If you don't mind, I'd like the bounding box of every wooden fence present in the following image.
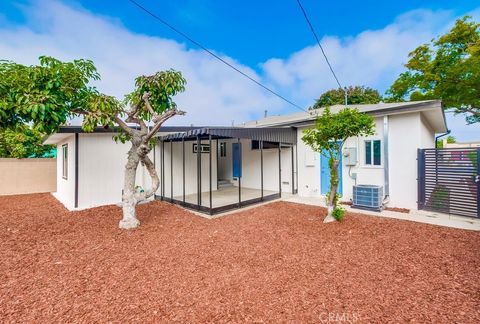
[0,158,56,195]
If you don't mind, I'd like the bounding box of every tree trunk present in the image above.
[115,96,183,230]
[118,141,161,229]
[324,158,340,223]
[119,144,141,229]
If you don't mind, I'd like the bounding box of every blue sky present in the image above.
[0,0,479,140]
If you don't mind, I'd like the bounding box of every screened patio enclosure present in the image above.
[155,127,298,215]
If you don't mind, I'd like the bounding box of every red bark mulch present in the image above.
[384,206,410,214]
[1,193,479,323]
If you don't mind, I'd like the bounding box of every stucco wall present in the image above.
[0,158,56,196]
[420,113,436,149]
[388,113,422,209]
[54,135,76,209]
[53,133,153,210]
[296,112,434,209]
[78,134,151,209]
[216,138,293,193]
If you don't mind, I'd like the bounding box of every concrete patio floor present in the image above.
[173,186,278,208]
[283,195,480,231]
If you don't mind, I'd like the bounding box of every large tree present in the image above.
[0,56,186,229]
[0,124,54,158]
[302,107,375,222]
[386,16,480,124]
[312,86,382,109]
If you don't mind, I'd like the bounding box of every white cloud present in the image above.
[0,0,479,140]
[261,9,454,107]
[0,0,284,126]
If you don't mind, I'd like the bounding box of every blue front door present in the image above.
[232,142,242,178]
[320,150,342,195]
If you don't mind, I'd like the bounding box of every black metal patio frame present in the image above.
[155,127,298,215]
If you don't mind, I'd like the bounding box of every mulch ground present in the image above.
[1,194,479,323]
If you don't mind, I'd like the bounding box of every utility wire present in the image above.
[295,0,348,105]
[127,0,307,112]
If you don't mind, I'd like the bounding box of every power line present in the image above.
[295,0,348,105]
[127,0,307,112]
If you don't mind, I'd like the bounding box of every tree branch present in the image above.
[126,102,140,120]
[135,154,159,201]
[456,106,480,117]
[142,92,157,118]
[144,108,186,142]
[114,116,134,136]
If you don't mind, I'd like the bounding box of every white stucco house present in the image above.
[44,100,447,214]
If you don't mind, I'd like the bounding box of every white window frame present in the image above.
[364,139,382,166]
[62,144,68,179]
[193,143,210,153]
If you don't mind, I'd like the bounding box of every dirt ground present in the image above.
[1,193,479,323]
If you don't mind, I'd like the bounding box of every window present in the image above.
[193,143,210,153]
[62,144,68,179]
[365,140,381,166]
[251,140,279,150]
[220,142,227,157]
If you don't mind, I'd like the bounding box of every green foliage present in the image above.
[428,185,450,210]
[0,124,54,158]
[0,56,186,149]
[332,206,345,221]
[436,135,456,148]
[0,56,110,133]
[386,16,480,123]
[302,107,375,157]
[126,70,186,119]
[112,132,132,144]
[302,107,375,217]
[312,86,382,109]
[467,151,478,171]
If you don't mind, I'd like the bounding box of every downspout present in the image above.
[435,130,451,148]
[383,116,390,205]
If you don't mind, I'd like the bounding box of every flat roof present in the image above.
[43,125,202,144]
[44,100,448,145]
[54,125,200,133]
[243,100,448,132]
[159,127,297,144]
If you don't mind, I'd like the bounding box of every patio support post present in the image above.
[295,144,298,194]
[209,134,212,210]
[278,142,282,197]
[216,139,219,184]
[182,138,185,203]
[291,145,295,194]
[260,140,264,200]
[170,140,173,202]
[161,140,165,200]
[197,136,201,208]
[74,133,79,208]
[238,138,241,207]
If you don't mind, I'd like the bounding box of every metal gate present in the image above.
[417,148,479,218]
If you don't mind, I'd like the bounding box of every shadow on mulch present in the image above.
[0,193,479,323]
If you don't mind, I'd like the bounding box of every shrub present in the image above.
[332,206,345,221]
